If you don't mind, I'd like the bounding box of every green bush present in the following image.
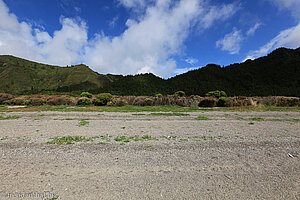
[155,93,163,98]
[144,98,154,106]
[205,90,227,98]
[217,97,229,107]
[80,92,92,98]
[198,98,217,107]
[174,91,185,97]
[77,97,92,105]
[94,93,113,106]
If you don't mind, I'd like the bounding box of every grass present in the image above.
[0,136,8,141]
[46,136,99,144]
[195,116,211,120]
[149,112,190,116]
[114,135,158,143]
[78,119,89,126]
[249,117,265,121]
[0,115,20,120]
[1,105,298,112]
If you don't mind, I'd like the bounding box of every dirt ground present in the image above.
[0,111,299,199]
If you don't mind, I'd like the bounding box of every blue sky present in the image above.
[0,0,300,78]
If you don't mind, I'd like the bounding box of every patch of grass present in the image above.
[114,135,158,143]
[0,115,20,120]
[179,138,189,142]
[39,114,45,116]
[195,116,211,120]
[149,112,190,116]
[78,119,89,126]
[248,122,255,125]
[46,136,99,144]
[270,118,284,121]
[236,117,245,120]
[98,142,108,145]
[132,113,146,116]
[160,135,177,140]
[0,136,8,141]
[249,117,265,121]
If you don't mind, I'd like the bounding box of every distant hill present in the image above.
[0,47,300,96]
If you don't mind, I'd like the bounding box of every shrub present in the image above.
[0,93,15,104]
[94,93,113,106]
[26,98,45,106]
[206,90,227,98]
[144,98,154,106]
[217,97,229,107]
[77,97,93,105]
[108,98,128,106]
[155,93,163,98]
[80,92,93,98]
[4,96,28,105]
[198,97,218,107]
[174,91,185,97]
[47,95,72,105]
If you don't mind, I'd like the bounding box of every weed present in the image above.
[0,115,20,120]
[0,136,8,141]
[149,113,189,116]
[79,119,89,126]
[132,113,146,116]
[98,142,108,145]
[195,116,211,120]
[249,117,265,121]
[270,118,284,121]
[46,135,99,144]
[179,138,188,142]
[39,114,45,116]
[237,117,245,120]
[249,122,255,125]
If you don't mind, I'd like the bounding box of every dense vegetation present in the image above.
[0,47,300,96]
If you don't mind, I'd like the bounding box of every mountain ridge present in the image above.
[1,47,300,96]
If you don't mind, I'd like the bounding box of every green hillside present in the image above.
[0,47,300,96]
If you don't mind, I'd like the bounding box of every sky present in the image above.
[0,0,300,78]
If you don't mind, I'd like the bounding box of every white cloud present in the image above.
[216,28,244,54]
[0,0,87,66]
[0,0,240,77]
[200,2,241,29]
[185,57,198,65]
[246,21,300,60]
[268,0,300,19]
[246,22,261,36]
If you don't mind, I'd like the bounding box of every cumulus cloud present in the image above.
[0,0,240,77]
[216,28,244,54]
[245,22,300,60]
[0,0,87,65]
[268,0,300,19]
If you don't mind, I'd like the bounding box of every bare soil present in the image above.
[0,111,300,199]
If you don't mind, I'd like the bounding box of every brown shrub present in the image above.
[26,98,46,106]
[108,98,128,106]
[47,95,72,105]
[0,93,15,104]
[198,97,218,107]
[225,96,254,107]
[274,96,300,107]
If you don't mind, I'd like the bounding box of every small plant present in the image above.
[94,93,113,106]
[249,117,264,121]
[80,92,93,98]
[149,113,189,116]
[46,136,99,144]
[0,136,8,140]
[0,115,20,120]
[79,119,89,126]
[174,91,185,97]
[132,113,146,116]
[217,97,229,107]
[195,116,211,120]
[179,138,188,142]
[248,122,255,125]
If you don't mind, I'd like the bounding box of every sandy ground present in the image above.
[0,111,299,200]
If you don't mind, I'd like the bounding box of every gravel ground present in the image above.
[0,111,299,200]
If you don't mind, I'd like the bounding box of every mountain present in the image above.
[0,47,300,96]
